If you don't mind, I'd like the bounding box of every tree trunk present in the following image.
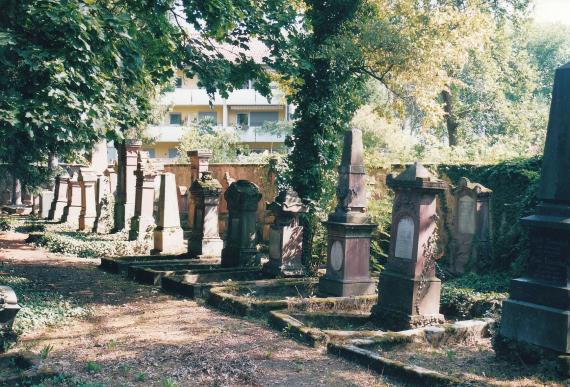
[441,89,459,147]
[11,176,22,206]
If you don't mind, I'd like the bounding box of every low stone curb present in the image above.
[328,343,462,386]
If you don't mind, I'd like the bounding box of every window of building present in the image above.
[142,148,156,158]
[250,111,279,127]
[197,111,217,123]
[237,113,249,127]
[169,113,182,125]
[175,77,183,88]
[168,148,179,159]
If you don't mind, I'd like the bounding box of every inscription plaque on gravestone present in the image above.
[458,195,476,234]
[395,217,414,259]
[331,241,344,271]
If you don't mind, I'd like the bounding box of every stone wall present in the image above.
[164,163,276,242]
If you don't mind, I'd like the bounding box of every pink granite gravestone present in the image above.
[264,190,308,277]
[115,139,141,231]
[62,168,83,227]
[500,62,570,355]
[153,173,185,254]
[450,178,492,273]
[48,172,70,221]
[318,128,376,297]
[188,171,224,258]
[221,180,262,267]
[129,152,157,241]
[78,168,98,231]
[372,162,447,330]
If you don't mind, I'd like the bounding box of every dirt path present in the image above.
[0,232,401,386]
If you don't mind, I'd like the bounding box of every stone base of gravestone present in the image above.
[262,225,305,276]
[129,216,155,241]
[153,227,185,255]
[79,213,96,230]
[196,236,224,258]
[62,206,81,227]
[39,190,54,219]
[372,272,444,331]
[49,201,67,221]
[500,211,569,354]
[318,222,376,297]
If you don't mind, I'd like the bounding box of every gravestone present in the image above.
[39,190,54,219]
[61,168,83,227]
[221,180,262,267]
[186,150,213,232]
[89,140,108,175]
[48,172,70,221]
[319,128,376,297]
[372,162,447,330]
[129,152,157,241]
[153,173,185,254]
[115,139,141,230]
[105,166,118,201]
[263,190,308,277]
[93,174,112,234]
[0,286,20,351]
[450,178,492,273]
[78,168,98,231]
[188,171,224,258]
[500,62,570,354]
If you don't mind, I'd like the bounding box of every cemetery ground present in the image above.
[0,219,565,386]
[0,228,392,386]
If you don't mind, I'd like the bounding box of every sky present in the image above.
[533,0,570,25]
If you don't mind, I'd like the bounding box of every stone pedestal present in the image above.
[263,190,308,277]
[153,173,185,254]
[129,152,157,241]
[78,168,98,230]
[221,180,262,267]
[372,163,447,330]
[186,150,213,232]
[188,172,224,258]
[115,139,141,231]
[48,173,69,221]
[450,178,492,273]
[319,128,376,297]
[93,174,112,233]
[62,169,83,227]
[500,62,570,355]
[39,190,54,219]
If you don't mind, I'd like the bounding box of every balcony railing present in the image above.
[159,88,285,106]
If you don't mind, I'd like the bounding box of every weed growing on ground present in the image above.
[85,361,102,373]
[39,344,54,359]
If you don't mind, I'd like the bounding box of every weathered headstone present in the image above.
[105,166,118,201]
[263,190,308,277]
[0,285,20,351]
[319,128,376,296]
[500,62,570,355]
[221,180,262,267]
[372,162,447,330]
[153,173,185,254]
[186,150,213,232]
[188,171,224,258]
[48,172,70,221]
[129,152,157,241]
[93,174,112,233]
[39,190,54,219]
[115,139,141,231]
[78,168,98,231]
[61,168,83,227]
[450,178,492,273]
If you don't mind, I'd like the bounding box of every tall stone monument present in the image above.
[153,173,185,254]
[78,168,98,231]
[48,172,69,221]
[263,190,308,277]
[61,168,83,227]
[115,139,141,231]
[187,150,213,231]
[188,171,224,258]
[318,128,376,297]
[129,152,157,241]
[450,177,492,273]
[221,180,262,267]
[372,163,447,330]
[500,63,570,355]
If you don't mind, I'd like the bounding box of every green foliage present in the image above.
[0,217,12,232]
[39,344,54,360]
[177,123,248,163]
[438,156,541,272]
[440,273,509,319]
[85,361,102,374]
